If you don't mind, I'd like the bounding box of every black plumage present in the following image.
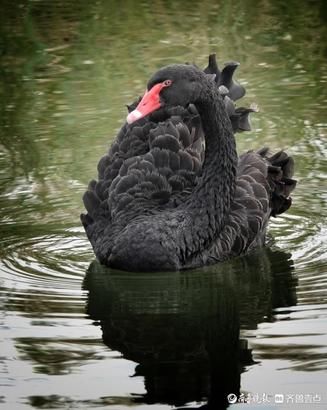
[81,54,296,271]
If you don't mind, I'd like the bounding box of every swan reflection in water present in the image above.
[83,248,296,409]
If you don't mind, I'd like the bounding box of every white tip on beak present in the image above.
[126,109,143,124]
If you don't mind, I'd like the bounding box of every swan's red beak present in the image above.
[126,82,168,124]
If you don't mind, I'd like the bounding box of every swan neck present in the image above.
[187,85,237,238]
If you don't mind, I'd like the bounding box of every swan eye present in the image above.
[163,79,172,87]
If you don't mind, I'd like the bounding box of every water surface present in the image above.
[0,1,326,409]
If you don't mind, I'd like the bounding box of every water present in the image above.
[0,0,326,408]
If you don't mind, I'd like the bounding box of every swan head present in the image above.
[127,64,212,124]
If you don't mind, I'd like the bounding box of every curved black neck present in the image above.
[184,84,237,253]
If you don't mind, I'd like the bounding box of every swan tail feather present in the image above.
[204,55,256,133]
[261,149,297,216]
[204,54,246,101]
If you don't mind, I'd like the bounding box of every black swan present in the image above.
[81,54,296,272]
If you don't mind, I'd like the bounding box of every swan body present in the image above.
[81,55,296,271]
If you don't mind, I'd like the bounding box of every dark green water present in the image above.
[0,1,326,409]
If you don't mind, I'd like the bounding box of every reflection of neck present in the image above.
[206,280,241,409]
[184,84,237,252]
